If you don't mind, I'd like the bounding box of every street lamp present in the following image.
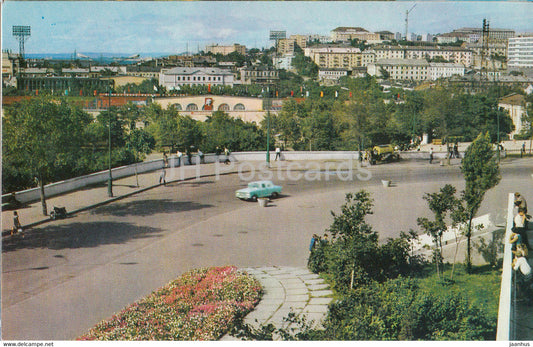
[265,86,271,166]
[107,84,113,197]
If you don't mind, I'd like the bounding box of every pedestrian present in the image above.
[514,192,528,214]
[510,228,523,252]
[198,149,204,164]
[11,211,22,235]
[454,142,460,159]
[309,234,319,252]
[513,207,530,250]
[512,244,531,280]
[275,147,281,161]
[358,150,363,163]
[176,150,183,167]
[224,147,231,165]
[163,152,169,168]
[159,168,166,185]
[521,142,526,157]
[186,148,192,165]
[429,147,434,164]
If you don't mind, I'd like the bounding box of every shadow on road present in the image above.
[2,221,163,252]
[90,199,214,217]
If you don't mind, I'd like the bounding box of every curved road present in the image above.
[2,158,532,340]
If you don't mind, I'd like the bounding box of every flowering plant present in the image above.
[78,266,262,340]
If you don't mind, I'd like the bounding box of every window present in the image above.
[186,103,198,111]
[218,103,230,111]
[172,103,182,111]
[234,103,245,111]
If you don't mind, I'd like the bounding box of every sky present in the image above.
[2,1,532,55]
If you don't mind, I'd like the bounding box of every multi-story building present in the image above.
[318,68,349,84]
[205,44,246,56]
[466,41,508,69]
[239,66,279,85]
[372,45,473,67]
[304,45,363,69]
[278,39,295,55]
[331,27,381,44]
[453,27,516,42]
[289,35,308,49]
[2,52,14,83]
[498,93,530,139]
[159,67,235,90]
[377,31,395,41]
[126,66,161,79]
[508,35,533,69]
[273,55,294,71]
[367,59,464,81]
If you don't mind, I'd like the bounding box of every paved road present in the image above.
[2,158,532,340]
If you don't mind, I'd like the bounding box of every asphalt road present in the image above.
[2,158,532,340]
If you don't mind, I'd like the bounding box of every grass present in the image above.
[77,266,262,341]
[417,263,502,319]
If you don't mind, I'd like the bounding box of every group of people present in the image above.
[510,192,532,281]
[447,142,461,159]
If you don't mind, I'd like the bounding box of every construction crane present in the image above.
[405,4,417,41]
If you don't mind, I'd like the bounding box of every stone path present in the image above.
[221,266,333,341]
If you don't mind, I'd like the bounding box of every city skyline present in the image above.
[2,1,532,55]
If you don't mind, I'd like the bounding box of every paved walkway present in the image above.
[221,266,333,341]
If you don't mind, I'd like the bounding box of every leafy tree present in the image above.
[2,97,93,214]
[417,184,460,279]
[292,52,318,78]
[460,132,501,273]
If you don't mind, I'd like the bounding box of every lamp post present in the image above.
[107,84,113,197]
[497,110,500,163]
[266,87,271,166]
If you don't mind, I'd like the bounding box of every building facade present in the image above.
[331,27,381,43]
[240,66,279,85]
[159,67,235,90]
[273,55,294,71]
[368,59,465,81]
[205,44,246,56]
[508,36,533,69]
[305,45,363,69]
[372,45,473,67]
[498,93,530,139]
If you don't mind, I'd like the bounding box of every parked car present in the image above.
[235,180,282,201]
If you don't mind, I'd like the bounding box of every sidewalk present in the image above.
[221,266,333,341]
[1,162,235,235]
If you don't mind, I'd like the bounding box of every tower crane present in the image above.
[405,4,417,41]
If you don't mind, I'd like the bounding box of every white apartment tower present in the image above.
[508,35,533,68]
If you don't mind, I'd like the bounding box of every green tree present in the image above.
[460,132,501,273]
[2,97,93,214]
[417,185,460,279]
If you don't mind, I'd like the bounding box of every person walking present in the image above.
[309,234,319,252]
[275,147,281,161]
[11,211,22,235]
[521,142,526,157]
[159,168,166,186]
[429,147,434,164]
[176,150,183,167]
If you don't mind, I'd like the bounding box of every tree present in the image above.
[2,97,93,214]
[460,132,501,272]
[417,185,460,279]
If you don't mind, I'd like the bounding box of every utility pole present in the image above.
[108,84,113,197]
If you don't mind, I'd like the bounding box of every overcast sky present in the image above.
[2,1,532,55]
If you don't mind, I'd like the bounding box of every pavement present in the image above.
[221,266,333,341]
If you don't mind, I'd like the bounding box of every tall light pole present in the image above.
[108,84,113,197]
[266,87,271,166]
[497,110,500,163]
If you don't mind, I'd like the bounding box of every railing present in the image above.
[496,192,517,340]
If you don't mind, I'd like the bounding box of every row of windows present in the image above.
[174,76,222,81]
[171,103,246,111]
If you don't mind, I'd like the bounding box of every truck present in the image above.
[372,144,400,163]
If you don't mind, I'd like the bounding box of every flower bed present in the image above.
[78,266,262,341]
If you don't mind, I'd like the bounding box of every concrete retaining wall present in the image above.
[2,150,458,204]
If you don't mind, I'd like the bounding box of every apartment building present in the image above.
[453,27,515,42]
[466,41,508,69]
[205,44,246,56]
[508,35,533,69]
[372,45,473,67]
[278,39,295,55]
[304,45,363,69]
[159,67,235,90]
[318,68,349,84]
[367,59,464,81]
[273,55,294,71]
[240,66,279,85]
[331,27,381,44]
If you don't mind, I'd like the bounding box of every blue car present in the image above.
[235,180,282,201]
